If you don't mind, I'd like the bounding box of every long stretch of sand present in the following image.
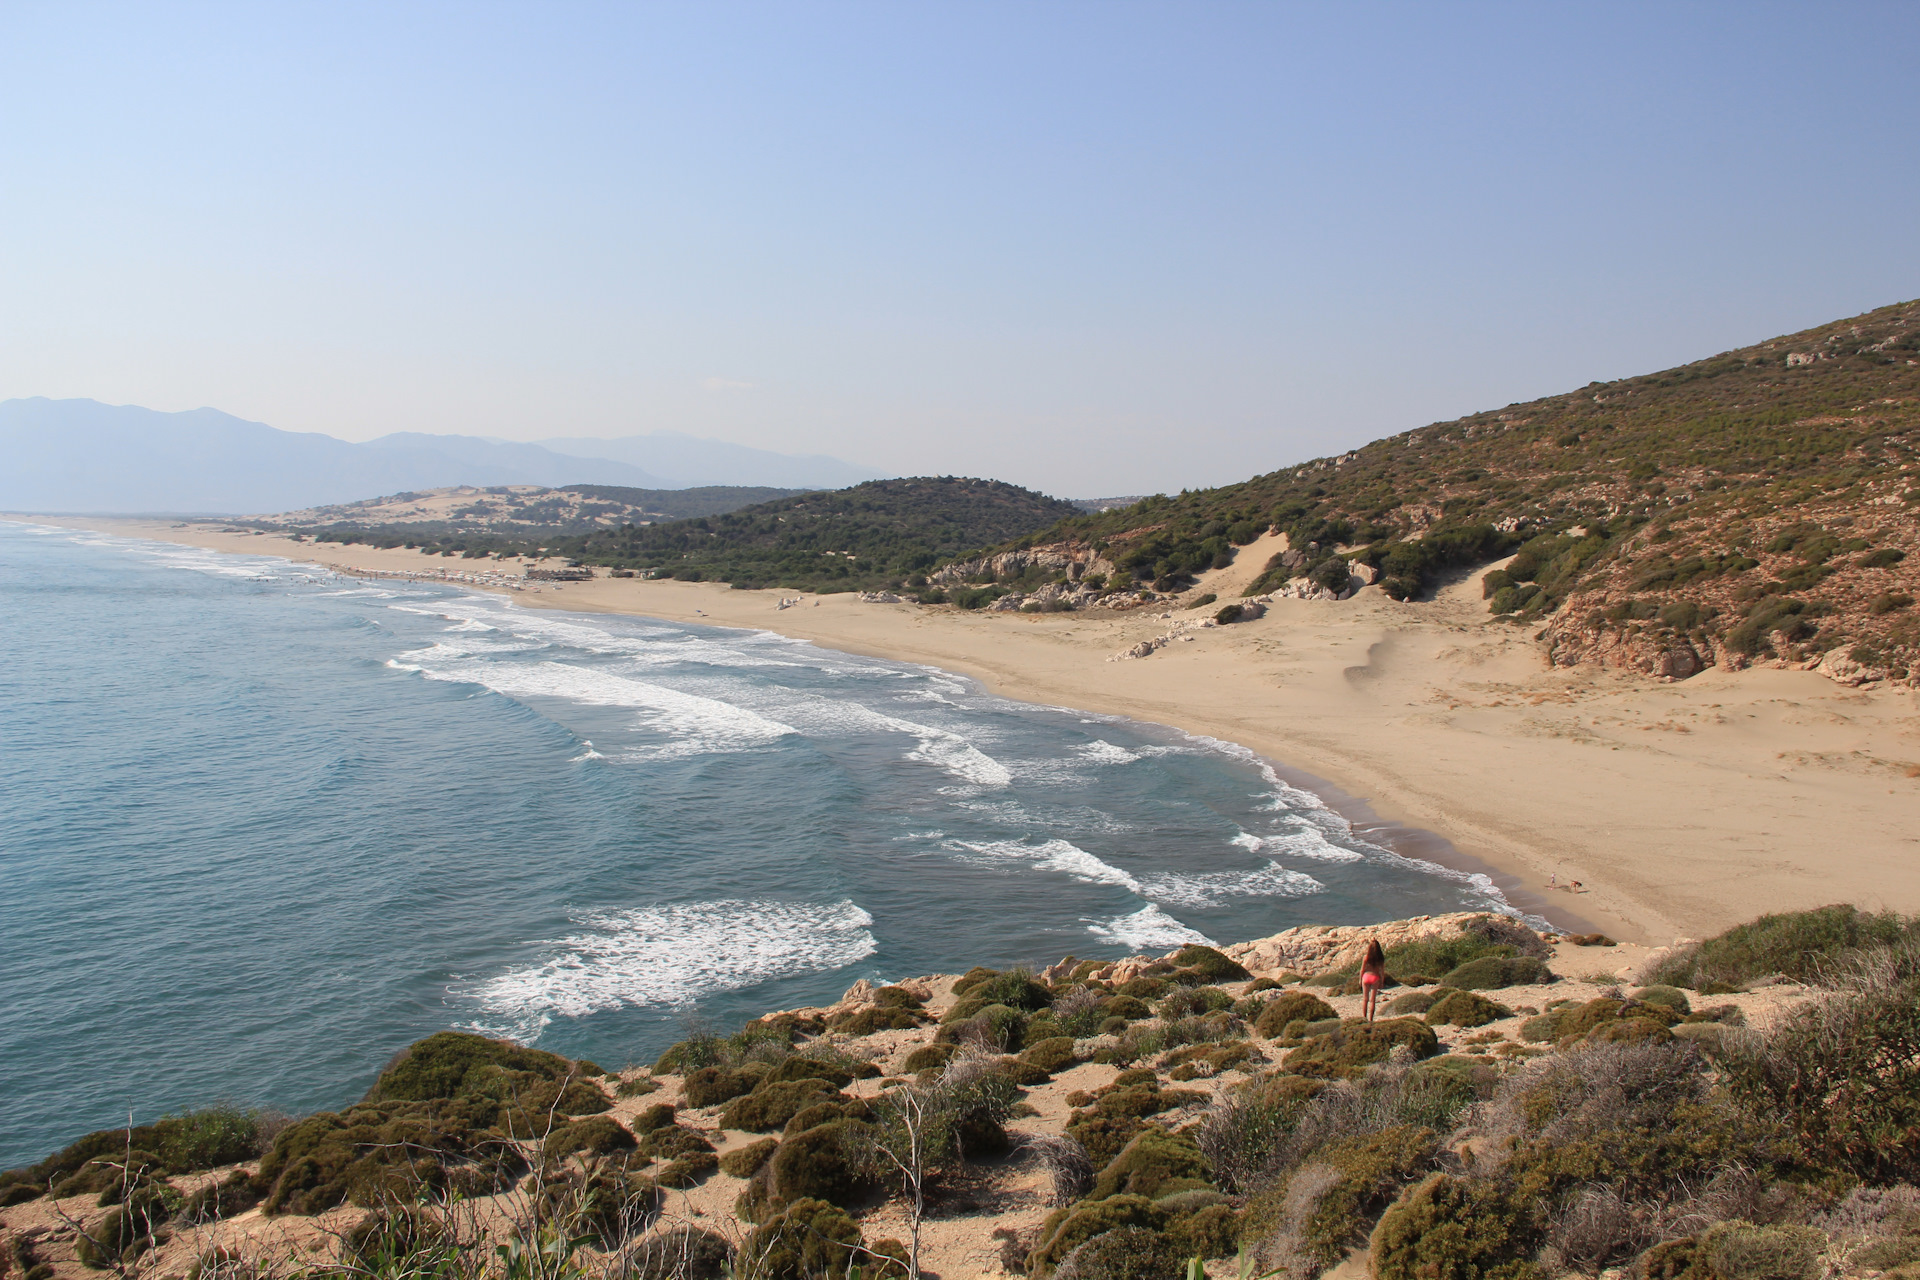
[27,516,1920,945]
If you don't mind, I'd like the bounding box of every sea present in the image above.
[0,520,1526,1168]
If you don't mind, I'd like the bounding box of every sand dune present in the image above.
[30,516,1920,945]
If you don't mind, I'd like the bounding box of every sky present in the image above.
[3,2,1918,498]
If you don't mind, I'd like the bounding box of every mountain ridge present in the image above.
[0,399,877,513]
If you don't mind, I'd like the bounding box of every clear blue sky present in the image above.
[4,2,1916,496]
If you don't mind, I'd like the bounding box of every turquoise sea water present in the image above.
[0,521,1522,1167]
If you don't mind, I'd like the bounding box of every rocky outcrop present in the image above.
[1543,618,1712,681]
[1034,913,1550,984]
[1107,618,1216,661]
[1817,645,1895,686]
[1268,576,1361,602]
[931,546,1111,586]
[1219,912,1543,977]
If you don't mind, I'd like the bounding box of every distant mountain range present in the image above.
[0,399,883,514]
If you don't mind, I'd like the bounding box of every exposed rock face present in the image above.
[1817,645,1893,686]
[932,547,1110,585]
[856,591,904,604]
[1035,913,1551,984]
[1267,576,1359,602]
[1219,912,1522,977]
[1543,620,1710,681]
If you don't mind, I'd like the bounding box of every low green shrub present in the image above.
[627,1225,733,1279]
[950,965,999,995]
[1172,944,1252,982]
[75,1181,179,1269]
[1166,1200,1241,1260]
[1118,977,1170,1000]
[1439,955,1554,990]
[1066,1081,1207,1165]
[1523,997,1683,1044]
[1583,1017,1674,1046]
[1050,1224,1193,1279]
[362,1032,609,1123]
[770,1120,873,1209]
[720,1080,845,1133]
[1087,1127,1213,1201]
[1022,1036,1080,1074]
[1158,985,1235,1019]
[615,1075,661,1098]
[544,1115,637,1159]
[1101,994,1152,1020]
[654,1152,719,1188]
[719,1137,778,1178]
[1245,1125,1439,1275]
[150,1106,263,1171]
[1426,990,1512,1028]
[256,1097,524,1215]
[681,1065,763,1109]
[738,1196,864,1279]
[1194,1073,1326,1193]
[826,1005,922,1035]
[1386,990,1441,1016]
[1370,1173,1536,1280]
[760,1056,858,1088]
[936,1002,1029,1050]
[1254,992,1340,1038]
[1167,1041,1256,1080]
[1697,1221,1826,1280]
[1633,985,1693,1014]
[903,1043,955,1074]
[952,968,1054,1011]
[49,1152,165,1200]
[1283,1019,1440,1078]
[631,1102,677,1134]
[1027,1194,1167,1278]
[1725,943,1920,1183]
[638,1124,714,1159]
[1642,904,1920,990]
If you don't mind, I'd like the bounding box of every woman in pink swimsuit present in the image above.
[1359,938,1387,1022]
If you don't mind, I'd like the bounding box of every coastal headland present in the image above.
[22,516,1920,946]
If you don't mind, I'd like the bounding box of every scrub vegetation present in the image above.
[7,906,1920,1280]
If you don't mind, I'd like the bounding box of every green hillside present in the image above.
[556,484,807,521]
[560,477,1080,590]
[957,300,1920,680]
[310,477,1081,592]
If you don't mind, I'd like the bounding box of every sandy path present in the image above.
[19,516,1919,945]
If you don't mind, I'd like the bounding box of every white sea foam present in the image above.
[1076,740,1142,765]
[756,697,1013,790]
[395,657,796,754]
[1137,862,1324,908]
[1088,905,1213,949]
[1257,826,1368,864]
[947,838,1145,892]
[462,899,877,1042]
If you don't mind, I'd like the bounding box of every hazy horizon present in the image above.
[4,3,1917,497]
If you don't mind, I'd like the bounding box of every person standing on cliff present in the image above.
[1360,938,1387,1022]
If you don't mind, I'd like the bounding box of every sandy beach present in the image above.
[27,515,1920,947]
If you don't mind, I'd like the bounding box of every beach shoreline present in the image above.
[19,514,1919,946]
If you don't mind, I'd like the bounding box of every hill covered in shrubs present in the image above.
[6,904,1920,1280]
[945,300,1920,684]
[302,477,1081,593]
